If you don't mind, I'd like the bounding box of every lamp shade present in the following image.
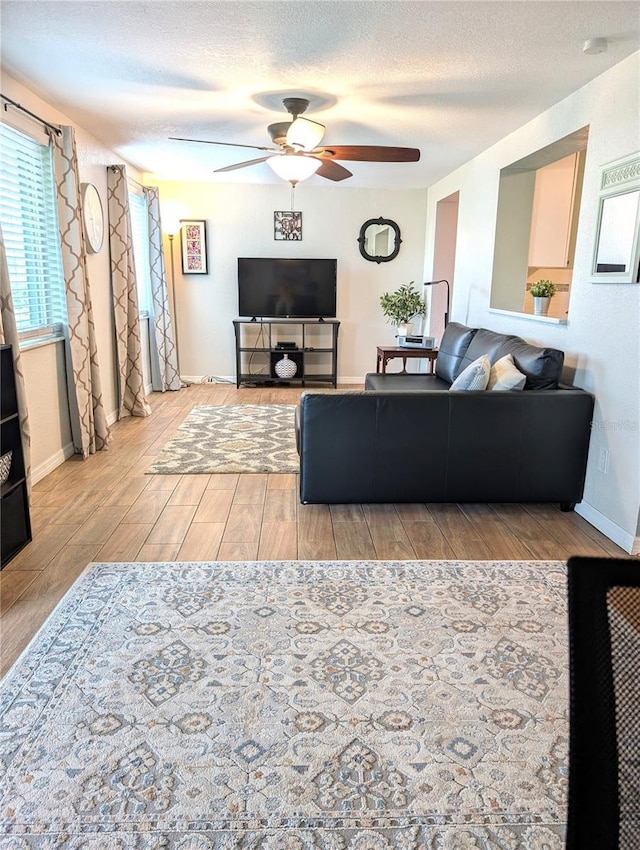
[267,154,322,185]
[161,201,188,236]
[285,116,325,152]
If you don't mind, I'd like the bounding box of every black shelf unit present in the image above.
[1,344,31,568]
[233,319,340,388]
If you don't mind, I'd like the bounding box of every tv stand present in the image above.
[233,319,340,388]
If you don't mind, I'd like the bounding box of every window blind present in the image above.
[128,183,153,316]
[0,122,67,339]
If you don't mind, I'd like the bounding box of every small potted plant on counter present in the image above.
[380,281,426,338]
[529,279,556,316]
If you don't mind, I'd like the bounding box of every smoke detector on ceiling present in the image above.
[583,37,608,55]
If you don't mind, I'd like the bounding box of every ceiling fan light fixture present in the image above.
[266,153,321,185]
[286,116,325,152]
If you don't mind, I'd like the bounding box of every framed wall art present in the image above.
[274,211,302,241]
[180,219,208,274]
[591,151,640,284]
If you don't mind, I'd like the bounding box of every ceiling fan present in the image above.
[171,97,420,185]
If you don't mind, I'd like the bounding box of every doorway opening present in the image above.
[430,191,459,344]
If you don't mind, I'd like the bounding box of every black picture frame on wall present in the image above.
[180,219,208,274]
[274,211,302,241]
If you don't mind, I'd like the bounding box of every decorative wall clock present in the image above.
[81,182,104,253]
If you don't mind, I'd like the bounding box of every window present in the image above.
[128,183,153,317]
[0,122,66,341]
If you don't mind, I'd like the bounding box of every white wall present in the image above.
[423,51,640,553]
[491,171,536,311]
[2,74,144,478]
[149,180,427,382]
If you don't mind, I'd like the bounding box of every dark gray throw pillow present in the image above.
[497,338,564,389]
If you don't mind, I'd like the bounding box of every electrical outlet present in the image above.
[597,448,610,474]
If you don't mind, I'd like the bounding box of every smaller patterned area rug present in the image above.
[0,560,569,848]
[147,404,298,474]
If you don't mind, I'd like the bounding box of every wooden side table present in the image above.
[376,345,438,374]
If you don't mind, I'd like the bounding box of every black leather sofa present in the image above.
[296,322,594,507]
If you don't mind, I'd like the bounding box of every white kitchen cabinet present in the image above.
[528,151,584,268]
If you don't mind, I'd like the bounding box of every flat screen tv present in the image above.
[238,258,337,319]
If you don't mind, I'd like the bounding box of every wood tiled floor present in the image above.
[0,382,627,675]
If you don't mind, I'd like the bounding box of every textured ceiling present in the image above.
[1,1,639,188]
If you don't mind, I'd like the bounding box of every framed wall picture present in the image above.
[590,152,640,284]
[180,220,208,274]
[274,211,302,241]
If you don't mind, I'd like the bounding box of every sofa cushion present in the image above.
[458,326,564,390]
[488,354,527,391]
[435,322,477,383]
[460,327,520,372]
[450,354,491,391]
[497,337,564,390]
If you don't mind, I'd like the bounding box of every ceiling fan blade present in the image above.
[318,145,420,163]
[171,137,276,153]
[316,160,352,182]
[214,156,272,173]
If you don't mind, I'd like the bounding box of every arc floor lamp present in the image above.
[161,202,188,383]
[423,279,450,328]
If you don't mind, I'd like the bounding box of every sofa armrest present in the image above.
[298,391,451,503]
[298,392,378,502]
[364,373,451,392]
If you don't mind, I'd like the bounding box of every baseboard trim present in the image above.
[177,376,360,387]
[31,442,75,485]
[32,408,119,485]
[575,501,639,555]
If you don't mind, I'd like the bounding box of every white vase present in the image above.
[274,354,297,379]
[396,322,412,339]
[533,296,551,316]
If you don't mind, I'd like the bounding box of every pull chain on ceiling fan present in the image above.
[170,97,420,186]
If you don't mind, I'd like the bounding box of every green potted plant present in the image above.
[380,281,426,337]
[529,279,556,316]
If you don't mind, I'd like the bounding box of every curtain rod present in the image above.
[1,94,62,136]
[110,165,146,192]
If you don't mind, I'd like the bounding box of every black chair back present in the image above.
[567,556,640,849]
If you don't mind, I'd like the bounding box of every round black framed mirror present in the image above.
[357,217,402,263]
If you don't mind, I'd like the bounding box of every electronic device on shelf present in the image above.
[237,257,337,319]
[276,341,298,350]
[398,335,436,349]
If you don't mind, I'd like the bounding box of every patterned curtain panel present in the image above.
[51,126,110,457]
[144,187,181,392]
[106,165,151,418]
[0,224,31,493]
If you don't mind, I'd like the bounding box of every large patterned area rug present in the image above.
[0,560,569,849]
[147,404,298,474]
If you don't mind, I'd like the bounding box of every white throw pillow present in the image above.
[488,353,527,391]
[450,354,491,391]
